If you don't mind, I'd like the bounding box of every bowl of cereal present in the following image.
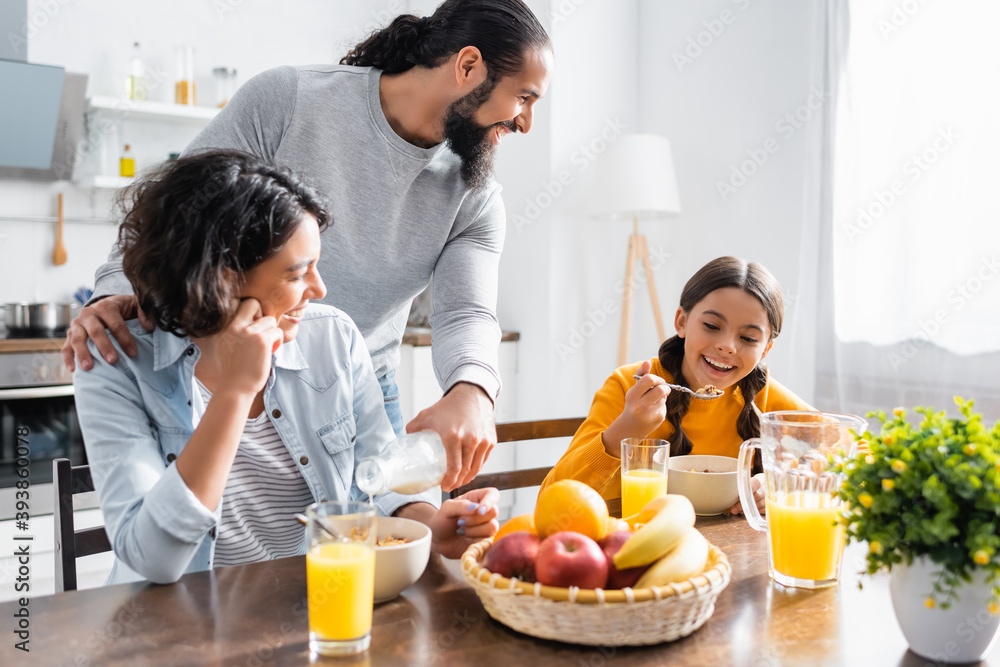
[667,455,739,516]
[374,516,432,603]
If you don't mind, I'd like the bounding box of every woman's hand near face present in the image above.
[214,298,283,396]
[602,360,670,457]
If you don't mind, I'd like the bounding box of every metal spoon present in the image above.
[632,374,724,400]
[295,513,342,540]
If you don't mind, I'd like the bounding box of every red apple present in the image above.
[485,531,541,582]
[599,530,651,589]
[535,531,609,589]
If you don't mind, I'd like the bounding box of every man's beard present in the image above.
[443,77,515,191]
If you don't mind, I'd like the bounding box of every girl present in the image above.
[74,150,498,585]
[540,256,813,514]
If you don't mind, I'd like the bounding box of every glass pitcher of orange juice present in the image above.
[737,411,866,589]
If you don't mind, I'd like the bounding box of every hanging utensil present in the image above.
[53,192,68,266]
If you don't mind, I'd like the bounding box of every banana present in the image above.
[634,527,709,588]
[622,494,675,529]
[613,494,696,570]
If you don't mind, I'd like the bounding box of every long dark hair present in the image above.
[116,150,331,338]
[341,0,551,77]
[658,257,784,459]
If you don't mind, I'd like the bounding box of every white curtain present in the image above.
[815,0,1000,421]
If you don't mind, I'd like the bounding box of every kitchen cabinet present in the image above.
[396,329,519,425]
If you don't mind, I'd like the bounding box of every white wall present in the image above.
[635,0,823,404]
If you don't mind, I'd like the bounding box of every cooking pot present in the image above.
[3,302,79,333]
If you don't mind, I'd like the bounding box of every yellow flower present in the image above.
[882,479,895,492]
[883,435,894,446]
[893,407,906,417]
[870,541,883,555]
[974,550,990,566]
[891,460,906,474]
[989,602,999,616]
[963,444,976,456]
[858,493,874,509]
[925,598,936,609]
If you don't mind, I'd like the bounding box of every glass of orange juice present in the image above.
[737,411,866,589]
[305,500,376,656]
[620,438,670,518]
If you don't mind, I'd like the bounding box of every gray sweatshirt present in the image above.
[93,65,504,399]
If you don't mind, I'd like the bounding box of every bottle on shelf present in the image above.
[126,41,147,101]
[212,67,237,108]
[174,46,196,105]
[120,144,135,178]
[355,431,448,497]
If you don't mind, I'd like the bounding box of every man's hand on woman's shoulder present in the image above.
[62,294,152,371]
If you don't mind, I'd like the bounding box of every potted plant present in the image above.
[835,398,1000,663]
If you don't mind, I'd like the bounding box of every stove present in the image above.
[1,328,67,339]
[0,328,82,508]
[0,330,71,388]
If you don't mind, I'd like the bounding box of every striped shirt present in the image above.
[196,380,315,567]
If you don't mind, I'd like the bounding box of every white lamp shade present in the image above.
[590,134,682,221]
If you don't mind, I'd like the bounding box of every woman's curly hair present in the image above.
[341,0,550,78]
[116,149,331,338]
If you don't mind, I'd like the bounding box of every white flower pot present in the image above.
[890,555,1000,663]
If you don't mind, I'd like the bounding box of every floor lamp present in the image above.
[590,134,682,366]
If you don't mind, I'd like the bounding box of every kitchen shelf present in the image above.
[86,96,221,124]
[75,175,133,190]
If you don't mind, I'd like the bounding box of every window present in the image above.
[832,1,1000,357]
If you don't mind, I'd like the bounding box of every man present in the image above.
[63,0,553,493]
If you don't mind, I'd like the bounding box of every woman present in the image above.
[74,150,497,585]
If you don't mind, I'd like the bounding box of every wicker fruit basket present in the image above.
[460,538,731,646]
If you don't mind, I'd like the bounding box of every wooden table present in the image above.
[5,515,999,666]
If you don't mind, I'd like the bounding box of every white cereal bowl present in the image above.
[667,455,739,516]
[374,516,432,603]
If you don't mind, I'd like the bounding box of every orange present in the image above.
[494,513,536,541]
[534,479,610,541]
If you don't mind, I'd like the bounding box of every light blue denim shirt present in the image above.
[73,304,439,585]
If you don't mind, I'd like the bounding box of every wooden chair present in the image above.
[449,417,623,516]
[53,458,112,592]
[449,418,586,499]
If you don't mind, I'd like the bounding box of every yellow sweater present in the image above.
[540,357,813,502]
